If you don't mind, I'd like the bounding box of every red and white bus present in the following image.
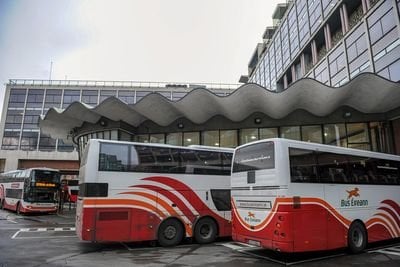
[231,138,400,253]
[76,139,233,246]
[0,168,61,214]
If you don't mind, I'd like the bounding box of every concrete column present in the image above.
[300,54,306,76]
[340,7,346,35]
[291,65,296,82]
[343,4,349,32]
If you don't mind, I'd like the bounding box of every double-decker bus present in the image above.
[0,168,61,214]
[231,138,400,253]
[76,139,233,246]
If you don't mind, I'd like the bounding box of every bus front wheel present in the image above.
[158,219,184,247]
[194,217,217,244]
[348,221,367,253]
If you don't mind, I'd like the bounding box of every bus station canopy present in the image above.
[39,73,400,142]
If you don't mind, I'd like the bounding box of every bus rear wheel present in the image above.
[158,219,184,247]
[194,217,217,244]
[348,221,367,253]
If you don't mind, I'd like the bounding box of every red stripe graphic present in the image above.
[378,206,400,230]
[382,200,400,217]
[141,176,226,221]
[128,184,197,222]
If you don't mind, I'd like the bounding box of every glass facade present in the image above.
[249,0,400,90]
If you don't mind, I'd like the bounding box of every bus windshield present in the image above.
[24,189,56,203]
[233,141,275,173]
[32,170,60,184]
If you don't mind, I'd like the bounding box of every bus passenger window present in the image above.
[289,148,318,183]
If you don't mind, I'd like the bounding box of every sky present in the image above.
[0,0,283,117]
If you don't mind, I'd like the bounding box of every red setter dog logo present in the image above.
[346,188,360,199]
[248,212,255,218]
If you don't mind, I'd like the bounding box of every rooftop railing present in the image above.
[8,79,240,90]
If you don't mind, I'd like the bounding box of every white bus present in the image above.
[231,138,400,253]
[0,168,61,214]
[76,139,233,246]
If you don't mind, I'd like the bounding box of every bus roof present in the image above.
[89,139,234,153]
[234,138,400,161]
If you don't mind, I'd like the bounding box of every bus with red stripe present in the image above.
[0,168,61,214]
[76,139,233,246]
[231,138,400,253]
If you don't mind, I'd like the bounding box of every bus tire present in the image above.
[348,221,367,253]
[158,219,184,247]
[194,217,218,244]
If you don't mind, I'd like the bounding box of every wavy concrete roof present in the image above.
[40,73,400,140]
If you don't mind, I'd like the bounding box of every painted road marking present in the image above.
[218,242,258,250]
[11,227,76,239]
[369,246,400,257]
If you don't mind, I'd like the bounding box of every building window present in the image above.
[57,139,74,152]
[183,132,200,146]
[5,110,23,129]
[26,89,44,109]
[172,92,187,101]
[346,123,370,150]
[259,128,278,139]
[118,90,135,104]
[134,134,149,143]
[39,134,56,151]
[324,123,347,147]
[149,134,165,144]
[301,125,322,143]
[20,131,39,151]
[1,131,20,150]
[82,90,99,106]
[166,132,182,146]
[44,89,62,108]
[368,2,397,45]
[156,91,171,100]
[201,130,220,147]
[220,130,237,148]
[8,89,26,108]
[23,110,41,130]
[280,126,301,140]
[99,90,116,103]
[62,90,80,108]
[136,91,152,103]
[239,128,258,145]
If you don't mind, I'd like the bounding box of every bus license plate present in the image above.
[248,240,261,247]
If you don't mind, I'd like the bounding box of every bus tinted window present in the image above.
[99,143,130,171]
[233,142,275,173]
[99,143,231,175]
[287,146,400,185]
[210,189,231,211]
[289,148,318,182]
[317,152,349,183]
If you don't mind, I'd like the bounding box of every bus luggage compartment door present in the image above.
[95,209,131,241]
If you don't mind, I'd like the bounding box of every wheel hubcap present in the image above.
[164,226,177,240]
[200,225,211,238]
[352,229,363,247]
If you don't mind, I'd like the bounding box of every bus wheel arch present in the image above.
[157,217,185,247]
[347,220,367,253]
[194,216,218,244]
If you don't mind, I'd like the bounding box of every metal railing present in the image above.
[8,79,240,91]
